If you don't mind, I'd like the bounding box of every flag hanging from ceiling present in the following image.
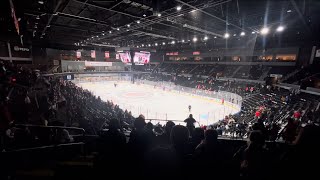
[9,0,20,35]
[76,51,81,59]
[105,51,110,59]
[91,50,96,58]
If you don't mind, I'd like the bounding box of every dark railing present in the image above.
[2,124,86,153]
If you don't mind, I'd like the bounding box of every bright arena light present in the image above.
[240,32,245,36]
[193,37,198,42]
[177,6,182,11]
[157,13,161,17]
[276,26,285,32]
[162,42,166,45]
[137,20,140,24]
[260,27,269,35]
[204,36,208,40]
[224,33,230,39]
[181,39,185,42]
[117,28,120,31]
[155,43,158,46]
[171,40,175,44]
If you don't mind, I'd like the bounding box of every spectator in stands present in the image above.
[96,118,126,177]
[184,114,196,137]
[233,130,270,179]
[170,125,193,177]
[189,127,204,151]
[268,123,280,141]
[282,118,298,143]
[252,118,267,139]
[193,129,225,177]
[280,124,320,178]
[170,125,190,155]
[293,109,301,120]
[157,121,175,146]
[51,121,74,144]
[128,115,152,157]
[98,118,126,151]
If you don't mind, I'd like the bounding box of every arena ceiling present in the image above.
[1,0,320,49]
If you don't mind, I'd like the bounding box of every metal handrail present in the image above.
[14,124,86,133]
[2,142,85,153]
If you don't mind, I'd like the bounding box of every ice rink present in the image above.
[77,81,240,126]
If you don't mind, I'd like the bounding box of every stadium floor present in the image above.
[76,81,240,126]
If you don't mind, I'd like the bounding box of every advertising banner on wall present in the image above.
[10,45,31,58]
[85,61,112,67]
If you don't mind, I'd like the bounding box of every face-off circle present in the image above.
[121,91,153,99]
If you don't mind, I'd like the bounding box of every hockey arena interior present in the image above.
[1,0,320,179]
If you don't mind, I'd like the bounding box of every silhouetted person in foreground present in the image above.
[280,124,320,179]
[194,129,225,176]
[144,125,191,178]
[128,115,150,177]
[233,130,270,180]
[95,118,126,177]
[189,127,204,151]
[157,121,175,146]
[184,114,196,137]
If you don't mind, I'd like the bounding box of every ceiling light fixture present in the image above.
[193,37,198,42]
[177,6,182,11]
[240,32,245,36]
[157,13,161,17]
[276,26,285,32]
[260,27,269,35]
[171,40,175,44]
[162,42,166,45]
[117,28,120,31]
[137,20,140,24]
[224,33,230,39]
[204,36,208,40]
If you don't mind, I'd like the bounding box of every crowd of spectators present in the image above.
[1,59,320,179]
[157,63,267,80]
[93,113,320,179]
[139,72,320,143]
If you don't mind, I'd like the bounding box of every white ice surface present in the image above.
[77,81,240,126]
